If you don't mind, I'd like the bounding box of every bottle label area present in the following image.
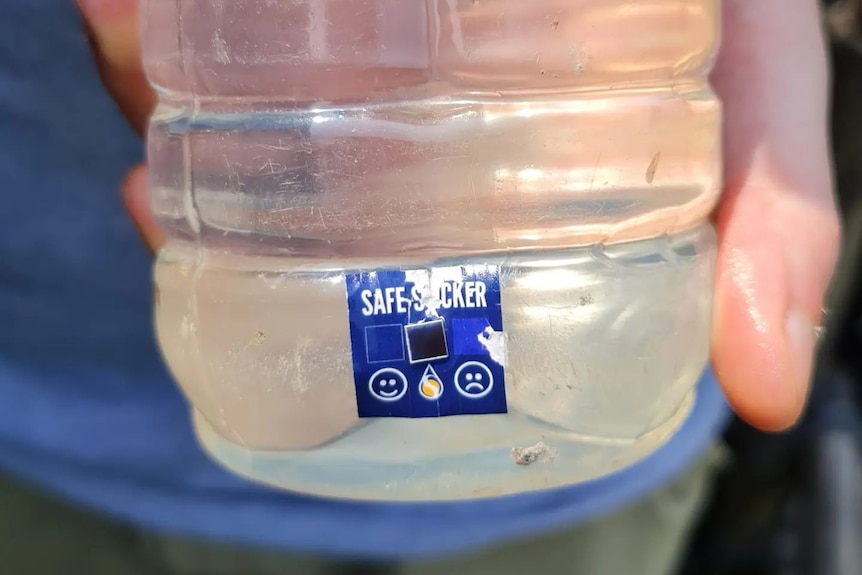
[346,265,508,418]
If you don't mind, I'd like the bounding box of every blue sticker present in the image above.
[346,265,508,418]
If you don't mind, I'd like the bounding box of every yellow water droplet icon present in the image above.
[420,378,441,398]
[418,365,443,400]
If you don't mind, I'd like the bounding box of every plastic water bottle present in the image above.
[143,0,721,501]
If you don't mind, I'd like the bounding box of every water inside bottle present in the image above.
[143,0,722,499]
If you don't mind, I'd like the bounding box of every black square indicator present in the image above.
[404,319,449,364]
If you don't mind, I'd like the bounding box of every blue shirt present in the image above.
[0,0,731,560]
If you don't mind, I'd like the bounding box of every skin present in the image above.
[76,0,841,433]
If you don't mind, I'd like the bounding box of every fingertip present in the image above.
[711,194,809,432]
[711,265,807,433]
[123,165,164,253]
[712,180,839,433]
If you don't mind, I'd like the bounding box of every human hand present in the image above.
[77,0,840,432]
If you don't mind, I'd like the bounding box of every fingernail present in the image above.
[785,309,816,395]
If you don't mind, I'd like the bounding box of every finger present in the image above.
[76,0,154,134]
[123,165,165,253]
[711,0,841,431]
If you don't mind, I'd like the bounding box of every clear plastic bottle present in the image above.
[143,0,721,501]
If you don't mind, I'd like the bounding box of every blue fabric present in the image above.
[0,0,731,560]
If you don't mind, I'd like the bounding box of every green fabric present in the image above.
[0,444,726,575]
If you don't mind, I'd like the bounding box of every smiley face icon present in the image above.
[454,361,494,399]
[368,368,408,403]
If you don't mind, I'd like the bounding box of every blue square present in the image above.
[451,317,490,356]
[365,324,405,364]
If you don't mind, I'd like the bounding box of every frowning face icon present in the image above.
[454,362,494,399]
[368,368,408,402]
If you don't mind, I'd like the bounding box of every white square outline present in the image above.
[364,324,405,364]
[404,319,449,365]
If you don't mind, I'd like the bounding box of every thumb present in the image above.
[711,0,841,431]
